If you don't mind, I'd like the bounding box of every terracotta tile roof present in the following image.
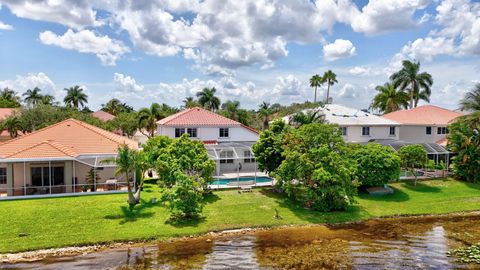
[436,137,448,146]
[157,107,258,133]
[202,140,218,145]
[383,105,462,125]
[92,110,116,122]
[0,108,17,121]
[0,118,138,160]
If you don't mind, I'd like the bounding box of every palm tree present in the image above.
[196,87,220,111]
[182,97,200,109]
[0,88,20,102]
[309,74,324,103]
[390,60,433,109]
[258,102,273,130]
[138,103,162,138]
[103,145,146,209]
[289,110,325,128]
[370,82,409,114]
[1,116,22,138]
[101,98,133,115]
[221,100,241,120]
[40,94,56,106]
[23,87,43,106]
[322,70,337,104]
[64,85,88,109]
[460,83,480,112]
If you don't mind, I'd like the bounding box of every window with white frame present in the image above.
[389,126,396,136]
[219,150,234,164]
[437,127,448,134]
[426,126,432,135]
[186,128,197,138]
[219,128,229,138]
[362,126,370,136]
[0,168,6,184]
[175,128,197,138]
[341,127,347,136]
[244,150,255,163]
[175,128,186,138]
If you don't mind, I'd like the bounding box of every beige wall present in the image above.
[342,125,399,143]
[397,125,447,143]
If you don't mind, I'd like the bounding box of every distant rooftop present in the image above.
[383,105,462,125]
[92,110,116,122]
[282,104,399,126]
[0,108,17,121]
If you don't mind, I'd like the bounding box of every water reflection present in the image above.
[4,214,480,270]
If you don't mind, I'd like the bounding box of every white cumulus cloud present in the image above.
[113,73,144,92]
[39,29,130,66]
[323,39,356,61]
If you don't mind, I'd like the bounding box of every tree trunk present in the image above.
[410,81,415,109]
[314,86,317,103]
[126,171,137,206]
[326,83,330,104]
[413,168,417,186]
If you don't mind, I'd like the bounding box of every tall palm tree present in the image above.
[258,102,273,130]
[289,110,325,128]
[370,82,409,114]
[390,60,433,109]
[138,103,162,138]
[460,83,480,112]
[23,87,43,106]
[309,74,324,103]
[101,98,133,115]
[182,97,200,109]
[322,70,337,104]
[0,88,20,102]
[221,100,241,120]
[102,145,146,209]
[196,87,220,111]
[1,116,22,138]
[64,85,88,109]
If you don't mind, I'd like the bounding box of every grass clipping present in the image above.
[448,244,480,264]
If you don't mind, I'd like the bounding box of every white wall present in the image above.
[342,125,399,143]
[157,126,259,142]
[397,125,447,143]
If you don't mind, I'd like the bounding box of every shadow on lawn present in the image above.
[104,199,158,225]
[401,182,442,193]
[359,186,410,202]
[259,189,368,224]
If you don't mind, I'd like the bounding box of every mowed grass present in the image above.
[0,178,479,253]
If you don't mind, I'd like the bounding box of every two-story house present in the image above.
[156,107,259,176]
[382,105,462,145]
[282,104,400,143]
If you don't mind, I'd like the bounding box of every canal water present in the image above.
[3,214,480,269]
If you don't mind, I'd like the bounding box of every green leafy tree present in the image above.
[23,87,43,106]
[64,85,88,108]
[252,119,289,174]
[39,94,56,106]
[370,82,409,113]
[161,173,204,220]
[390,60,433,109]
[196,87,220,111]
[219,100,252,126]
[309,74,324,103]
[322,70,337,104]
[182,97,200,109]
[0,88,21,108]
[275,123,358,211]
[398,144,428,186]
[103,145,146,209]
[111,112,139,137]
[460,83,480,112]
[289,109,325,128]
[448,113,480,182]
[351,143,401,187]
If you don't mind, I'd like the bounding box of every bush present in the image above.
[161,174,203,220]
[274,124,358,211]
[351,143,400,187]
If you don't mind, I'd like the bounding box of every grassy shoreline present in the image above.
[1,178,479,253]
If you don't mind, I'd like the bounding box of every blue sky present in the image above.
[0,0,479,111]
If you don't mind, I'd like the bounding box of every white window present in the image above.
[362,126,370,136]
[175,128,186,138]
[187,128,197,138]
[244,151,255,163]
[175,128,197,138]
[341,127,347,136]
[389,126,396,136]
[219,128,229,138]
[437,127,448,135]
[220,150,234,164]
[426,126,432,135]
[0,168,6,184]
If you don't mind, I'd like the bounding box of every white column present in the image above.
[23,161,26,196]
[49,160,52,194]
[73,161,76,193]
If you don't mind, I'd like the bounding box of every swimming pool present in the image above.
[210,176,273,185]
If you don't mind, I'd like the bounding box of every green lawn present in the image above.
[0,178,479,253]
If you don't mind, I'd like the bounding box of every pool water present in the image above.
[210,176,273,185]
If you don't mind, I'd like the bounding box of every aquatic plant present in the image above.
[448,244,480,264]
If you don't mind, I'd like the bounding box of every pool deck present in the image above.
[209,172,274,189]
